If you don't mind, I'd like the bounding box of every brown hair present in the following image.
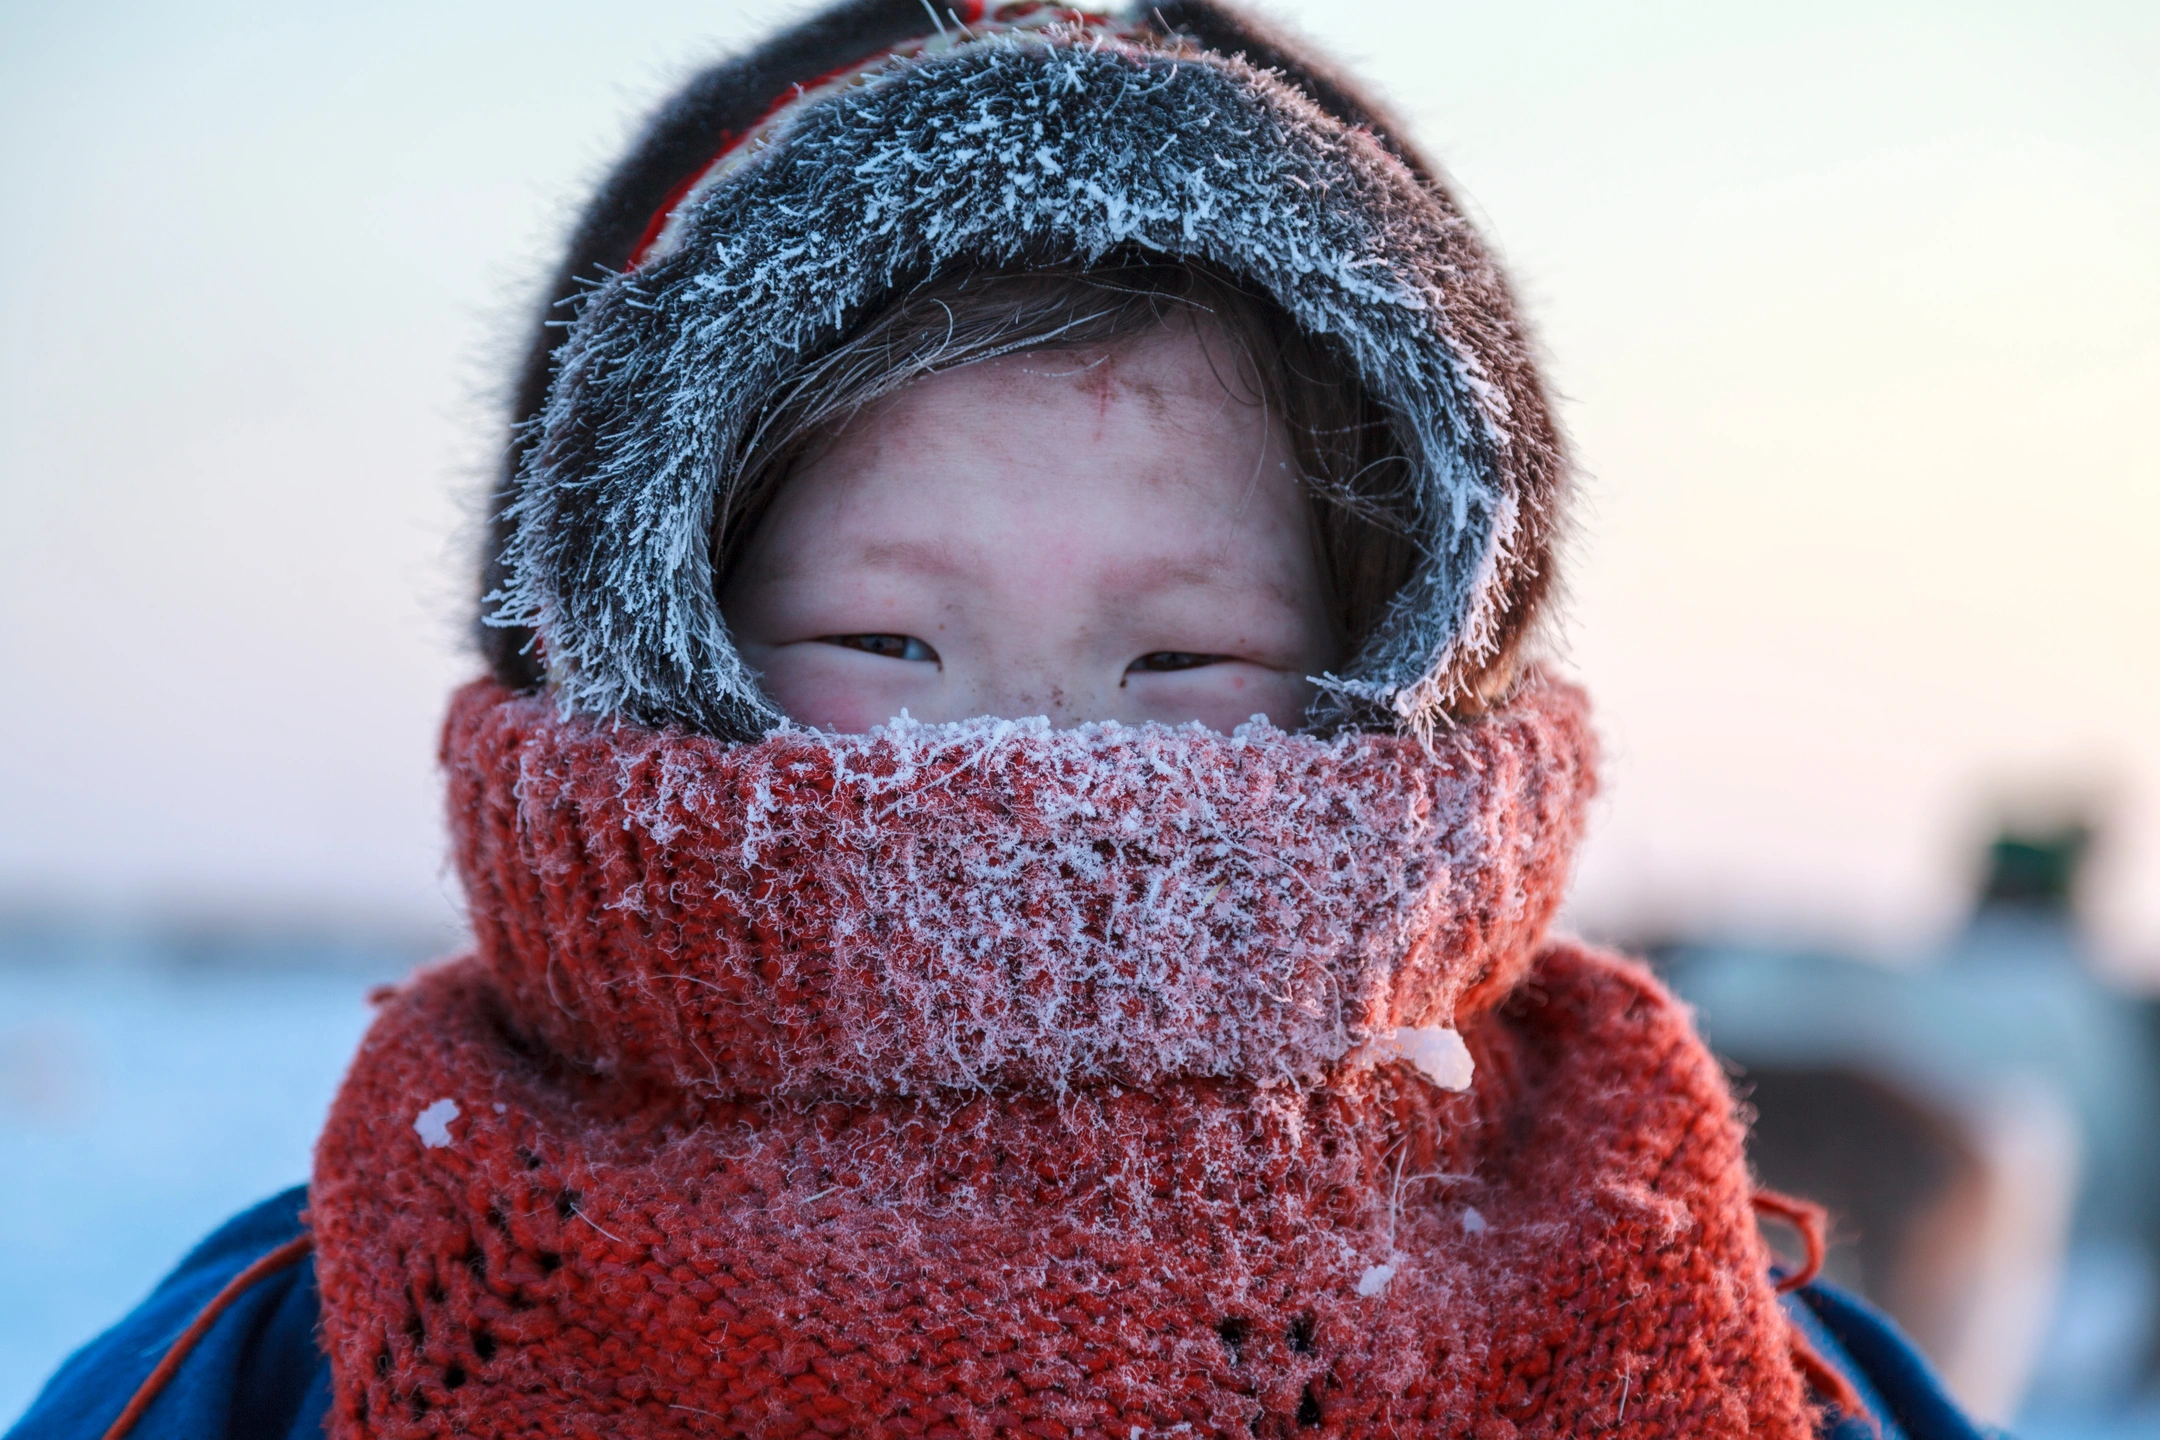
[713,256,1422,663]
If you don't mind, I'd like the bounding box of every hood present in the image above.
[480,0,1569,740]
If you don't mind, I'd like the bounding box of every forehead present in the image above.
[741,329,1311,586]
[855,318,1274,451]
[810,330,1286,501]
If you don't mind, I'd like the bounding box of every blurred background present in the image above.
[2,0,2154,1431]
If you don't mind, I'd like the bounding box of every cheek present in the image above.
[1122,665,1317,733]
[755,648,938,734]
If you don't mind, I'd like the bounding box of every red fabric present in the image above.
[310,676,1820,1436]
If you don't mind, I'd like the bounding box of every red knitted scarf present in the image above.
[311,676,1822,1437]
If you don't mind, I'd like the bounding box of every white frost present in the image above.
[414,1097,460,1149]
[1356,1259,1398,1297]
[1461,1206,1488,1235]
[1349,1025,1476,1091]
[1395,1026,1474,1089]
[497,31,1518,742]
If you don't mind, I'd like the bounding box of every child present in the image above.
[12,3,1993,1437]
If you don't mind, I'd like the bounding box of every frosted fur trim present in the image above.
[491,16,1567,738]
[634,6,1126,269]
[444,671,1596,1099]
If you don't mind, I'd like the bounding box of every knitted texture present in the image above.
[310,676,1821,1437]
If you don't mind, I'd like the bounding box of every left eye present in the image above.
[1127,652,1229,673]
[820,634,939,662]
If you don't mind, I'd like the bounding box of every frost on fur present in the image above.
[489,22,1567,741]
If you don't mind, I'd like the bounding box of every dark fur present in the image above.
[481,0,942,688]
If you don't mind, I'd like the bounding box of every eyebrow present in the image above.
[1107,553,1231,593]
[749,536,969,586]
[852,537,969,577]
[844,543,1236,593]
[1105,552,1314,619]
[760,535,1302,611]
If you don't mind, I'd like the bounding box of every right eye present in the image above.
[1126,651,1229,673]
[818,633,940,663]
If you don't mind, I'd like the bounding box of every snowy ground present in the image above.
[4,942,2156,1435]
[0,940,404,1423]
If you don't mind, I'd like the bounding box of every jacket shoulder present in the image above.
[1790,1280,2006,1440]
[5,1187,330,1440]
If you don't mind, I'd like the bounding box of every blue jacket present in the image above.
[8,1188,2000,1440]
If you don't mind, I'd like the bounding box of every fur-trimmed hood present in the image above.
[480,0,1568,739]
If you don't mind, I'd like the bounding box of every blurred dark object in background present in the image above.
[1743,1066,1978,1302]
[1979,825,2093,914]
[1659,820,2160,1436]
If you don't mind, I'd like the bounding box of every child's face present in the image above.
[721,321,1339,735]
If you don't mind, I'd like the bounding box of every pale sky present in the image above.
[2,1,2154,976]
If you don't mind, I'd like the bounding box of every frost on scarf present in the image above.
[311,675,1822,1436]
[488,20,1568,741]
[445,672,1593,1099]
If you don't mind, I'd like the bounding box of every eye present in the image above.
[819,633,940,663]
[1126,651,1230,673]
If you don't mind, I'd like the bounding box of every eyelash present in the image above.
[821,634,939,662]
[1127,652,1229,673]
[819,639,1228,672]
